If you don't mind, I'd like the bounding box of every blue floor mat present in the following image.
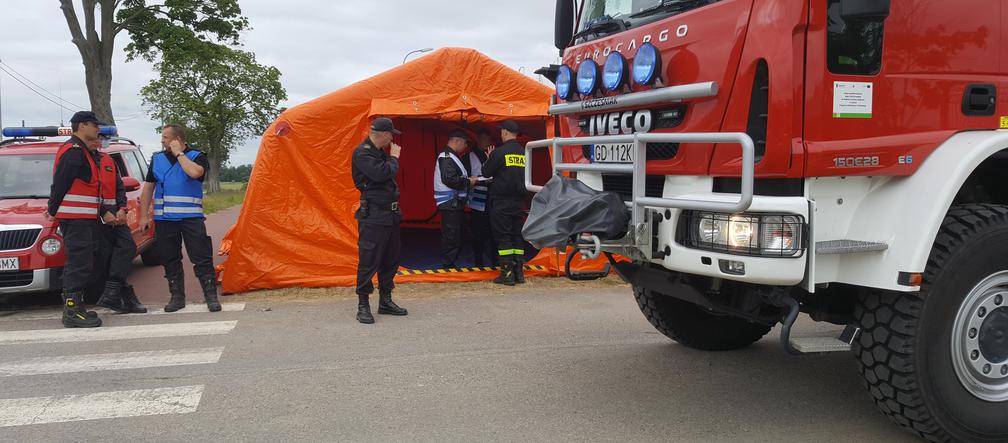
[399,227,537,270]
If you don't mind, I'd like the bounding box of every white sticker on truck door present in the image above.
[833,81,873,118]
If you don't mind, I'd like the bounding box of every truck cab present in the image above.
[529,0,1008,440]
[0,127,156,295]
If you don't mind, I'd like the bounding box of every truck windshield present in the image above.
[576,0,718,42]
[0,154,54,199]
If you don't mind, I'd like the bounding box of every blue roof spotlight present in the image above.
[602,52,628,92]
[576,59,600,97]
[556,65,574,100]
[632,43,662,86]
[1,125,118,138]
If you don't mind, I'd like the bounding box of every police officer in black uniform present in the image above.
[481,120,528,286]
[90,137,147,314]
[351,117,409,324]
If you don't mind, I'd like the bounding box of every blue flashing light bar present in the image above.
[2,126,118,138]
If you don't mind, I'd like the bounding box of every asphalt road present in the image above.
[0,286,920,442]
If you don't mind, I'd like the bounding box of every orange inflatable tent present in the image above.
[219,48,609,293]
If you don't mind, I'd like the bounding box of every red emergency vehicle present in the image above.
[530,0,1007,440]
[0,126,156,295]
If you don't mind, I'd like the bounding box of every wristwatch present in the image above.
[175,152,183,158]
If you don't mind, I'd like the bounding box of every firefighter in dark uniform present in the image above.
[47,111,108,328]
[481,120,528,286]
[91,136,148,314]
[138,124,221,313]
[351,117,409,324]
[434,130,478,269]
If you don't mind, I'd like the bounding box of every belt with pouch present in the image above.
[362,200,399,211]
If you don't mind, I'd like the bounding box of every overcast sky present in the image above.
[0,1,559,165]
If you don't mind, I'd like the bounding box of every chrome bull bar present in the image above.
[524,132,755,230]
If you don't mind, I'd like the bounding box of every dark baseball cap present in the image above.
[497,120,520,134]
[371,117,401,135]
[448,129,471,141]
[69,111,102,125]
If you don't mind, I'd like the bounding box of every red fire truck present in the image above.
[0,127,157,296]
[529,0,1007,440]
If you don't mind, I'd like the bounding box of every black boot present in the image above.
[378,293,408,316]
[164,278,186,313]
[120,284,148,314]
[96,281,129,313]
[514,256,526,285]
[200,277,222,312]
[62,291,102,328]
[356,296,374,324]
[493,259,516,286]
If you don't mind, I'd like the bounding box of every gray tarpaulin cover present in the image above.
[521,176,630,249]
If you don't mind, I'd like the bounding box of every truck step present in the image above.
[788,325,860,354]
[788,336,852,353]
[816,239,888,255]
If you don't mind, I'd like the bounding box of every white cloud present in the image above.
[0,0,559,166]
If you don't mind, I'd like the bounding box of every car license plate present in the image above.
[592,143,635,163]
[0,257,19,272]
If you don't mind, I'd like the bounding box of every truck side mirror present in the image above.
[555,0,575,53]
[122,176,141,192]
[841,0,890,20]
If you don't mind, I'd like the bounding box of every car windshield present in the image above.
[576,0,717,42]
[0,154,54,199]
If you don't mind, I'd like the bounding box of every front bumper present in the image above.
[0,268,61,294]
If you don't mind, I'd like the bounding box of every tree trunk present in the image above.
[83,61,115,125]
[61,0,117,125]
[205,151,222,194]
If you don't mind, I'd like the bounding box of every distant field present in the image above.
[204,182,246,214]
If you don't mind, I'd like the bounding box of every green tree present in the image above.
[141,43,285,193]
[59,0,248,124]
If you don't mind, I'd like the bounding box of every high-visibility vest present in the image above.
[466,151,489,212]
[433,150,468,206]
[152,150,204,221]
[96,152,119,209]
[51,143,113,218]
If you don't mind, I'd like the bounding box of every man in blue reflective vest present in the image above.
[434,130,478,269]
[138,124,221,313]
[464,130,497,268]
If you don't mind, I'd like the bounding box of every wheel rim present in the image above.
[952,270,1008,402]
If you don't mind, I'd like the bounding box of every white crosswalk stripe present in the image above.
[0,321,237,346]
[0,303,246,322]
[0,386,205,427]
[0,347,225,377]
[0,300,242,428]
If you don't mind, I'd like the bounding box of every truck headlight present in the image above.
[577,59,599,96]
[632,42,661,86]
[41,237,62,256]
[687,212,804,257]
[556,65,573,100]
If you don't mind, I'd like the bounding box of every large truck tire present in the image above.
[853,205,1008,442]
[633,285,771,351]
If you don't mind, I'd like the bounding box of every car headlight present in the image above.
[688,212,804,257]
[556,65,574,100]
[602,52,628,92]
[41,237,62,256]
[632,42,662,86]
[577,59,599,96]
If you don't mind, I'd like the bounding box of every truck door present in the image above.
[803,0,1001,178]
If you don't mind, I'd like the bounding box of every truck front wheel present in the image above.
[853,205,1008,442]
[633,285,771,351]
